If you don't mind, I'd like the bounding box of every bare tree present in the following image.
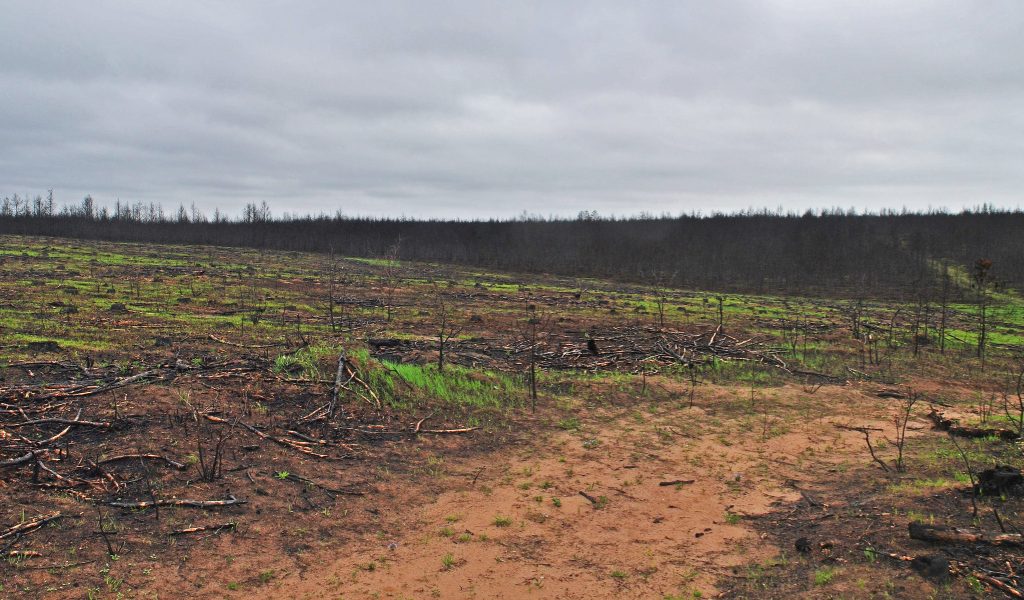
[687,362,703,408]
[972,258,993,366]
[322,245,344,333]
[911,279,931,357]
[847,298,864,340]
[886,306,902,350]
[380,240,401,322]
[890,393,919,473]
[938,261,950,354]
[432,282,462,373]
[1003,361,1024,437]
[652,270,676,329]
[518,303,551,411]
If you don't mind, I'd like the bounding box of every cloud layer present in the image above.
[2,1,1022,218]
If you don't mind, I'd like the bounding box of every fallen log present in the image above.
[35,409,83,446]
[0,512,64,540]
[169,522,237,536]
[876,389,908,399]
[97,454,187,471]
[412,413,434,434]
[418,426,478,434]
[7,417,110,428]
[658,339,692,366]
[658,479,695,487]
[108,495,246,510]
[909,521,1023,547]
[366,338,405,348]
[927,409,1019,441]
[0,450,44,468]
[209,335,285,349]
[277,472,365,497]
[787,368,846,383]
[34,369,166,401]
[204,414,329,459]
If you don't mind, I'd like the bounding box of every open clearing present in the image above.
[1,235,1023,599]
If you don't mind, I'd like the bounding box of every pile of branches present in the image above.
[508,325,788,372]
[754,317,837,334]
[0,358,262,491]
[0,352,453,505]
[0,358,262,404]
[369,325,817,376]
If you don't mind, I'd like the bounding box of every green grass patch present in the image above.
[367,360,522,409]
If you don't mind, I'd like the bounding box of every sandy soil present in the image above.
[246,382,915,599]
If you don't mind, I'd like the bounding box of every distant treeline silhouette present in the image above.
[1,193,1021,297]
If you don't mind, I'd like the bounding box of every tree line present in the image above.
[1,193,1021,297]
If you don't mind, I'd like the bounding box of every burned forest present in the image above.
[0,224,1022,599]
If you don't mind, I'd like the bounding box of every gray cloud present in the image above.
[1,1,1022,218]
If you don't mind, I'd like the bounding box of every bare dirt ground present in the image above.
[245,382,947,600]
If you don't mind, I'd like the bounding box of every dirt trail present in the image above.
[253,384,908,599]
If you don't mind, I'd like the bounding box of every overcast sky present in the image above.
[1,1,1022,219]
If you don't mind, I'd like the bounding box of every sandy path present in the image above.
[255,384,900,599]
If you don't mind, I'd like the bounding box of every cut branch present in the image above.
[0,512,64,540]
[204,414,329,459]
[108,495,246,510]
[8,417,110,428]
[98,454,187,471]
[169,522,237,536]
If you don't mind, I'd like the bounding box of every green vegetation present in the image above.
[365,360,522,410]
[441,553,456,570]
[272,344,337,380]
[557,417,581,430]
[813,567,835,586]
